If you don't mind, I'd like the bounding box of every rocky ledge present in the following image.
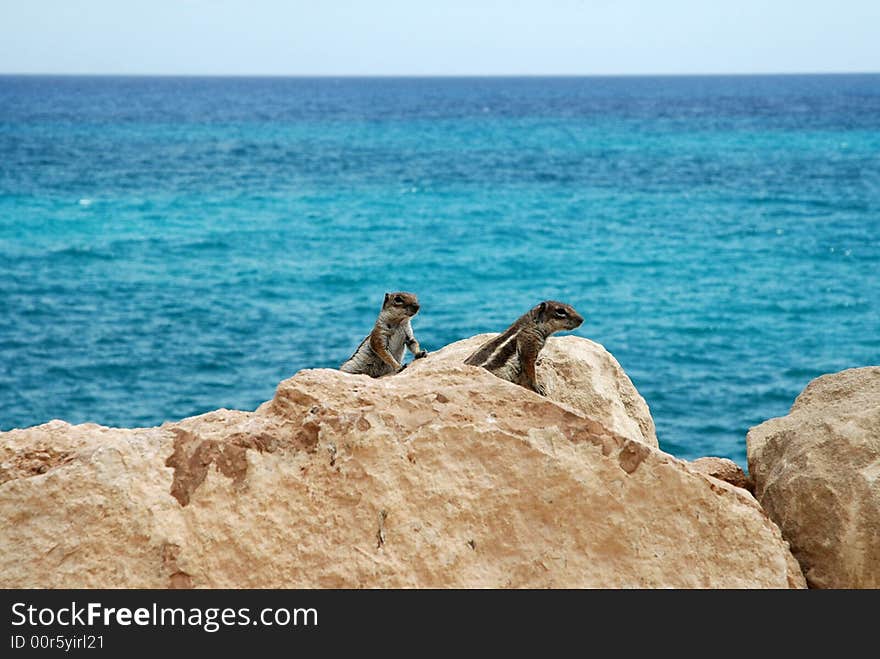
[1,335,810,588]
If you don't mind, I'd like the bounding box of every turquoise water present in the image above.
[1,75,878,466]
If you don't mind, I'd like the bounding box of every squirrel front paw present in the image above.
[397,363,408,373]
[414,350,428,359]
[533,383,547,396]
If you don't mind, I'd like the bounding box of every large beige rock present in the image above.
[747,367,880,589]
[0,337,803,588]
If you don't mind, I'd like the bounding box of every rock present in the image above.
[747,366,880,589]
[688,457,753,493]
[0,337,804,588]
[431,335,657,448]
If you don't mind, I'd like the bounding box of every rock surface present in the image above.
[435,334,657,448]
[1,336,804,588]
[747,366,880,589]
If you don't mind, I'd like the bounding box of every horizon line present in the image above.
[1,70,879,79]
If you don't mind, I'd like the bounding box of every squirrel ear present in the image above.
[384,293,391,303]
[534,301,547,320]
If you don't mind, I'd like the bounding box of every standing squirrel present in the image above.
[464,300,583,395]
[340,292,428,377]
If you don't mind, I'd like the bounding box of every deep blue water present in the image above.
[1,75,879,466]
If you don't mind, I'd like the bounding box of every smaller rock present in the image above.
[689,457,753,493]
[421,334,658,448]
[747,366,880,589]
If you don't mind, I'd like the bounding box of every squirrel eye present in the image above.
[555,309,567,317]
[394,296,403,303]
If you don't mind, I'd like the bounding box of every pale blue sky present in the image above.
[1,0,878,75]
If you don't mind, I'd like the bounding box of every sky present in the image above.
[1,0,878,76]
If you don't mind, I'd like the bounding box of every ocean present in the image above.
[1,74,878,466]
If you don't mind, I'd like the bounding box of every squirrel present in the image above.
[340,292,428,377]
[464,300,583,395]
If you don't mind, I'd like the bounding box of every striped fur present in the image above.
[340,292,427,377]
[464,300,583,394]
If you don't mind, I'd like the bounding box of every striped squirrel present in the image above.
[464,300,583,395]
[340,292,428,377]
